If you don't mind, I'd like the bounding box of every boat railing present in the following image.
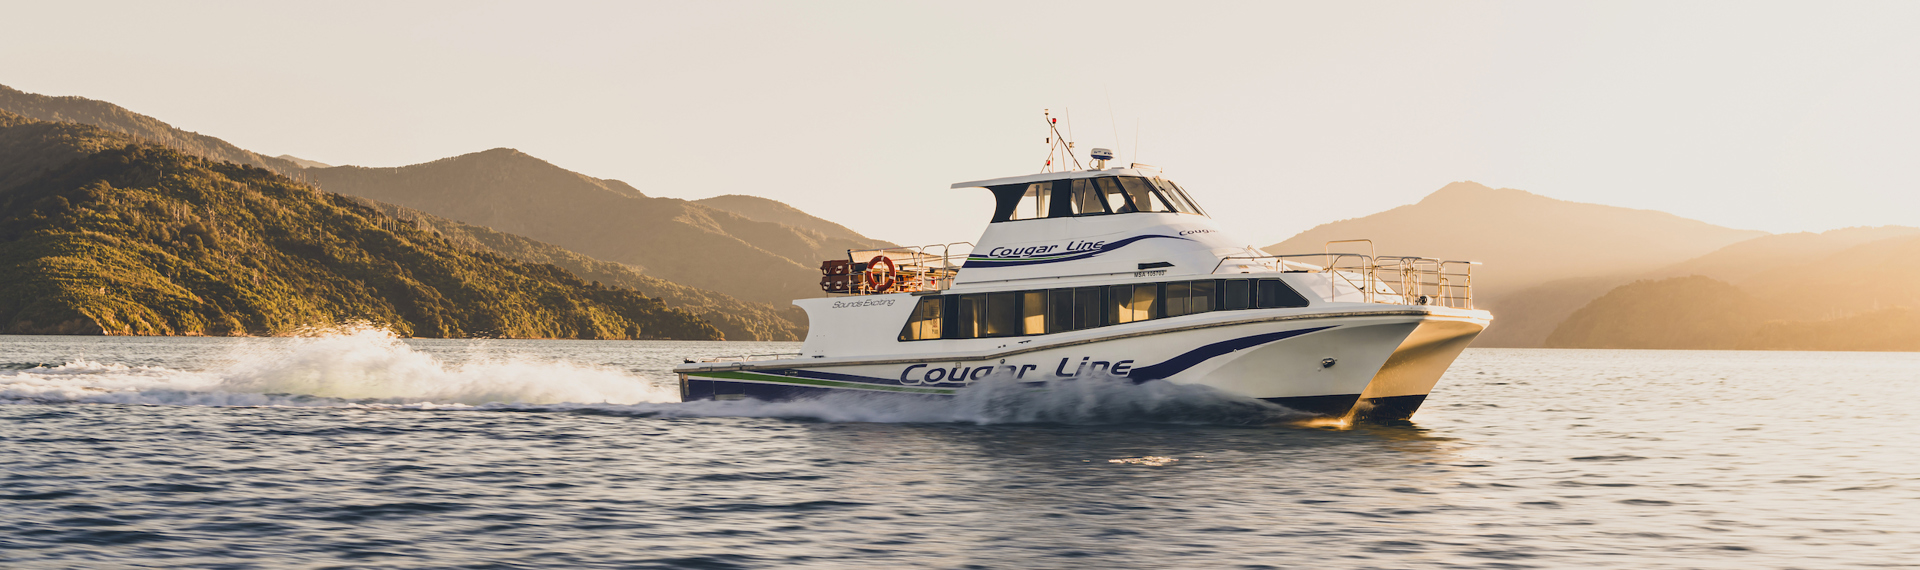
[1211,240,1478,309]
[821,242,973,295]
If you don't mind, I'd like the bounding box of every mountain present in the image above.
[0,111,720,339]
[1545,234,1920,351]
[695,194,888,246]
[0,85,805,336]
[1488,226,1920,347]
[0,83,302,177]
[1544,276,1761,349]
[364,200,804,341]
[306,150,891,305]
[1265,182,1767,297]
[276,154,331,169]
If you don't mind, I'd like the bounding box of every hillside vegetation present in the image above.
[366,201,804,340]
[307,150,892,305]
[0,112,720,339]
[0,83,818,339]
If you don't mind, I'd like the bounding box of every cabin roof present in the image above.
[950,167,1161,189]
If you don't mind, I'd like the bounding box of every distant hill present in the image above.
[0,84,303,177]
[1545,234,1920,351]
[695,194,892,247]
[307,150,891,305]
[0,111,720,339]
[276,154,331,169]
[363,200,804,341]
[1265,182,1767,298]
[1544,276,1761,349]
[1488,226,1920,347]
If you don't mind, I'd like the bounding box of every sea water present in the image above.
[1,331,1916,569]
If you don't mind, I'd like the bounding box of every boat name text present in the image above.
[983,240,1105,259]
[831,299,897,308]
[897,357,1135,385]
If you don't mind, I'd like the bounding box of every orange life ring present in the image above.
[864,255,896,292]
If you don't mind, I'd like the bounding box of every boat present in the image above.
[675,122,1492,422]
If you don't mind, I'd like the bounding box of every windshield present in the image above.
[989,176,1208,222]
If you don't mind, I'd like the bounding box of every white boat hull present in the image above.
[677,307,1488,420]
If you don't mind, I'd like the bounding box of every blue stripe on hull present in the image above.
[685,378,944,402]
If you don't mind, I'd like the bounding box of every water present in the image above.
[2,332,1917,569]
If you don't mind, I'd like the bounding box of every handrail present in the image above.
[826,242,975,295]
[1210,251,1479,309]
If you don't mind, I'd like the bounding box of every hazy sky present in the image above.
[4,1,1917,247]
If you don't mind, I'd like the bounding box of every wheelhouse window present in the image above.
[1007,183,1051,221]
[1068,178,1110,215]
[990,176,1208,222]
[1150,178,1207,216]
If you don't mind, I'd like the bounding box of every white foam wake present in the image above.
[0,327,674,407]
[532,373,1312,426]
[0,327,1314,425]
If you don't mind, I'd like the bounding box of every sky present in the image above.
[3,1,1917,247]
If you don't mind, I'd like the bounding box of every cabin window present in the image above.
[1222,279,1253,310]
[1008,183,1051,221]
[1165,280,1216,317]
[1108,283,1159,325]
[903,277,1289,341]
[1021,290,1047,335]
[898,296,943,341]
[1048,289,1073,333]
[951,292,1020,338]
[986,291,1019,336]
[1048,287,1103,333]
[1257,279,1310,308]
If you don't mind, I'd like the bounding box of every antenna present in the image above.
[1105,89,1121,162]
[1132,118,1141,165]
[1041,109,1083,172]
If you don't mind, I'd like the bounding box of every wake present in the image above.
[0,327,1314,425]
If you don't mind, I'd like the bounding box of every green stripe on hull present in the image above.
[689,371,958,395]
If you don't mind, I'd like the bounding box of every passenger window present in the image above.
[1188,280,1214,313]
[1021,291,1047,335]
[1165,282,1191,317]
[1049,289,1074,332]
[1108,283,1159,325]
[955,294,987,338]
[1008,183,1050,221]
[1164,280,1215,317]
[898,296,943,341]
[1073,286,1103,330]
[1257,279,1310,308]
[985,292,1018,337]
[1223,279,1252,310]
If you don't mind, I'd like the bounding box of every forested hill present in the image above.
[307,150,891,306]
[0,111,721,339]
[0,84,302,177]
[364,200,806,341]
